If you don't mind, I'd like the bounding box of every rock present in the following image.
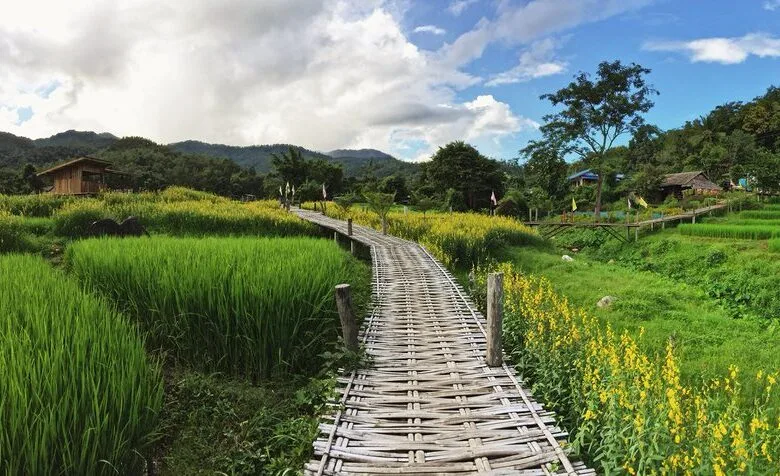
[561,255,574,262]
[119,216,148,237]
[88,218,121,237]
[571,248,579,253]
[608,259,615,264]
[597,296,617,308]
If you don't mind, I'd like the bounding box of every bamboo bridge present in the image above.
[294,208,593,475]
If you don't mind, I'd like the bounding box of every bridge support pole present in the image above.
[692,214,696,224]
[334,231,339,243]
[335,284,359,351]
[350,240,355,255]
[486,273,504,367]
[347,218,353,236]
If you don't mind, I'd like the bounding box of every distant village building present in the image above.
[567,169,625,187]
[37,156,125,195]
[660,171,721,199]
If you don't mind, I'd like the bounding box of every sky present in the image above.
[0,0,778,162]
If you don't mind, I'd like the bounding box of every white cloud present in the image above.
[764,0,780,11]
[448,0,479,16]
[644,33,780,64]
[0,0,533,161]
[440,0,652,67]
[486,38,567,86]
[413,25,446,35]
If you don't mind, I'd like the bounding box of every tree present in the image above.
[423,141,503,210]
[534,60,657,220]
[270,147,308,187]
[519,141,568,203]
[364,191,395,235]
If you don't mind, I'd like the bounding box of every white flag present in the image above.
[285,182,290,195]
[627,196,632,209]
[279,185,283,196]
[490,190,497,206]
[322,183,327,200]
[292,185,296,196]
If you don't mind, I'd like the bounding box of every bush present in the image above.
[0,255,163,475]
[0,193,72,217]
[53,199,111,238]
[65,237,370,379]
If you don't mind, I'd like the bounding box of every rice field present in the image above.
[65,236,370,379]
[770,238,780,253]
[0,255,163,475]
[678,223,779,240]
[739,210,780,220]
[316,204,542,267]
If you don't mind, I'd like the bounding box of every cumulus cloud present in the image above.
[413,25,446,35]
[644,33,780,64]
[448,0,480,16]
[0,0,651,161]
[486,38,567,86]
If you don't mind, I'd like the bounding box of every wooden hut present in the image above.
[660,171,721,199]
[37,156,124,195]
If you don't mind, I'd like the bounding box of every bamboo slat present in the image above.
[294,209,590,475]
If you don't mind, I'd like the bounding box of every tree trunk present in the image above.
[593,174,604,223]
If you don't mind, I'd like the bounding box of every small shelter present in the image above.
[37,156,124,195]
[660,171,721,199]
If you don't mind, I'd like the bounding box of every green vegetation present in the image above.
[66,236,370,379]
[740,210,780,220]
[678,223,779,239]
[770,238,780,253]
[0,255,163,475]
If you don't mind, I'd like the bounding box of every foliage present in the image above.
[421,141,503,210]
[531,60,657,215]
[157,370,330,475]
[740,210,780,220]
[0,255,163,475]
[363,191,395,232]
[769,239,780,253]
[270,146,344,199]
[476,263,779,474]
[65,237,371,379]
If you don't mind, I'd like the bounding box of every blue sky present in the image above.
[0,0,778,162]
[399,0,780,160]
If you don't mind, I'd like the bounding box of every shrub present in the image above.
[678,224,779,240]
[477,263,779,473]
[53,199,111,237]
[65,237,370,379]
[0,193,72,217]
[0,255,163,475]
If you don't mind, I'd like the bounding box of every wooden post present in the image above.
[335,284,358,351]
[334,231,339,243]
[350,240,355,255]
[651,222,654,231]
[635,227,638,242]
[347,218,353,236]
[381,218,388,235]
[692,214,696,224]
[486,273,504,367]
[528,209,532,221]
[626,225,631,242]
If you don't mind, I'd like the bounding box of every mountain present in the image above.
[33,130,118,150]
[169,141,332,173]
[170,141,417,178]
[326,148,395,160]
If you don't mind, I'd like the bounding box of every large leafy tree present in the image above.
[422,141,503,210]
[535,60,657,219]
[518,141,568,204]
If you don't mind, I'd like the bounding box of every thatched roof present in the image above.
[661,171,721,190]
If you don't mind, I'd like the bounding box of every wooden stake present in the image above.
[381,218,388,235]
[335,284,358,351]
[347,218,353,236]
[486,273,504,367]
[350,240,355,255]
[334,231,339,243]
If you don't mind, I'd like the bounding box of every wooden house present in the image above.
[567,169,626,187]
[37,156,124,195]
[660,171,721,199]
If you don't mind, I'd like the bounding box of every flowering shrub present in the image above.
[477,262,780,474]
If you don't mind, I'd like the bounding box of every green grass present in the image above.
[0,254,163,475]
[770,238,780,253]
[497,246,780,401]
[678,223,779,239]
[65,236,371,379]
[155,370,330,475]
[739,210,780,220]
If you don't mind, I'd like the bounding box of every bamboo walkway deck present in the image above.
[294,209,592,476]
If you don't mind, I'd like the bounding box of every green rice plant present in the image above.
[0,255,163,475]
[65,236,370,379]
[53,199,113,237]
[770,239,780,253]
[678,224,780,240]
[739,210,780,220]
[0,193,72,216]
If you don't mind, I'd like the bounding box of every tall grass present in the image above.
[740,210,780,220]
[679,224,779,240]
[0,193,72,216]
[0,255,163,475]
[770,239,780,253]
[65,236,369,379]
